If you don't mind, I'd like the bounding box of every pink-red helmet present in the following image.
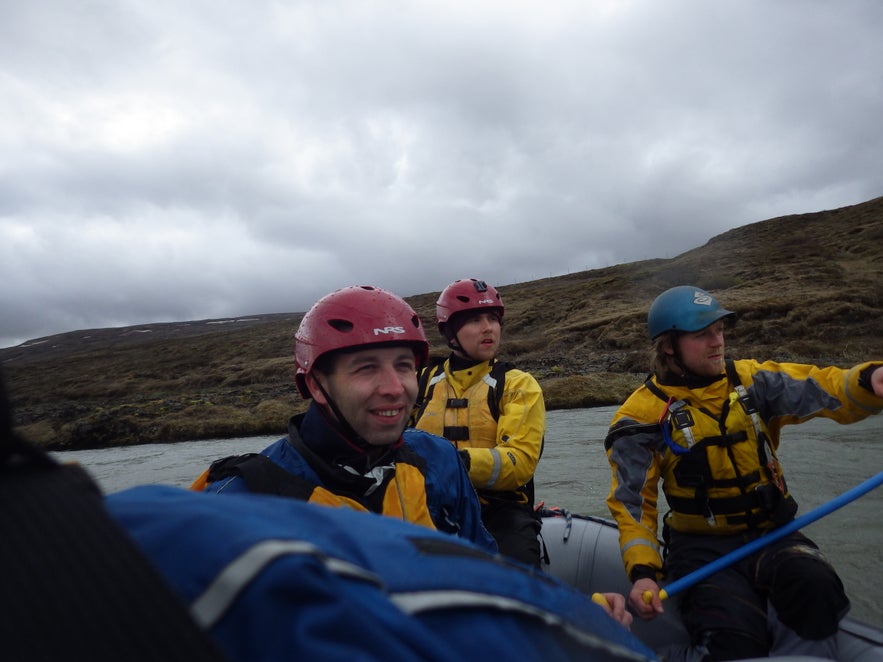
[294,285,429,398]
[435,278,504,336]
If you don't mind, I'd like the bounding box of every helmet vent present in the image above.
[455,295,470,303]
[327,319,354,333]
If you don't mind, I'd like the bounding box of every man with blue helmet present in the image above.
[604,285,883,660]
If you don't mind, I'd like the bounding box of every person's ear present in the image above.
[305,373,328,406]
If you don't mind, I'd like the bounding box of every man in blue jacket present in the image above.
[1,367,644,661]
[193,285,497,552]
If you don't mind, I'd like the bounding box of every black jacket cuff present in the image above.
[629,564,658,583]
[457,449,471,472]
[858,365,882,394]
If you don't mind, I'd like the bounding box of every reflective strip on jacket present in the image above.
[413,358,545,504]
[106,485,657,662]
[604,359,883,580]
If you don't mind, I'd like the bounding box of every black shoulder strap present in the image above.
[724,358,758,416]
[724,358,741,387]
[411,356,446,426]
[644,374,671,404]
[207,452,316,500]
[0,372,224,661]
[486,359,513,421]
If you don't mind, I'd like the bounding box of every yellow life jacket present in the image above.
[650,360,797,535]
[412,358,508,448]
[412,358,538,505]
[411,359,505,450]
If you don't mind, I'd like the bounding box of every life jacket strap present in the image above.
[208,453,316,500]
[443,426,470,441]
[666,490,764,518]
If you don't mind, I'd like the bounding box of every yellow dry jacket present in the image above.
[412,358,545,505]
[605,359,883,580]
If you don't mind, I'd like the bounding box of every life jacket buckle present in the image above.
[668,400,696,448]
[733,384,758,415]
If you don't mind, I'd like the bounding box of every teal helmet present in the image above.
[647,286,734,340]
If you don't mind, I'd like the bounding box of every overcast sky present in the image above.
[2,1,882,348]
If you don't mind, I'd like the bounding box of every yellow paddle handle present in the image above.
[642,588,668,604]
[591,592,609,608]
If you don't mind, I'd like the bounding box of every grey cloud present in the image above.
[2,0,882,348]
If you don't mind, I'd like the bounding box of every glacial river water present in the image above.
[54,406,883,627]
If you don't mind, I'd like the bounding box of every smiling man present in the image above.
[193,285,496,552]
[410,278,546,567]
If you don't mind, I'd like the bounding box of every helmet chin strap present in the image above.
[312,378,372,452]
[449,337,477,363]
[445,322,482,363]
[673,356,691,378]
[667,332,694,379]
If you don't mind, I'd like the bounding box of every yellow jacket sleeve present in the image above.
[604,391,667,580]
[466,369,546,492]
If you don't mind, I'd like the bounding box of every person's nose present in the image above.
[376,365,406,395]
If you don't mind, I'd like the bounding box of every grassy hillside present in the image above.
[4,196,882,450]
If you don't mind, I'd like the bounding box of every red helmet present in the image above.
[294,285,429,398]
[435,278,504,336]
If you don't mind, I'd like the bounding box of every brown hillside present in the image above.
[3,196,882,450]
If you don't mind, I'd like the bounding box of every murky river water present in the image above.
[55,406,883,627]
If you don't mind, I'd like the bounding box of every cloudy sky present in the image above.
[2,1,882,348]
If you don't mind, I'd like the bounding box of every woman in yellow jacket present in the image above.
[411,278,546,567]
[605,285,883,661]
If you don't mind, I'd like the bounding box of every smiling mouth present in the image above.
[375,408,402,418]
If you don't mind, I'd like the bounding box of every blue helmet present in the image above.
[647,286,735,340]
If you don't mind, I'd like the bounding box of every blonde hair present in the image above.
[651,334,676,378]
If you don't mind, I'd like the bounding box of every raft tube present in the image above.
[539,510,883,661]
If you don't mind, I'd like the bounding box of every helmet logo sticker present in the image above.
[692,291,713,306]
[373,326,407,336]
[477,298,495,305]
